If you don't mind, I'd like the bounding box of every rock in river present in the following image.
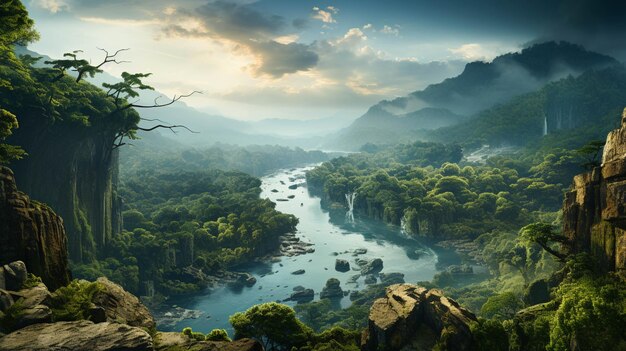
[320,278,343,299]
[291,269,305,275]
[361,258,383,274]
[286,288,315,303]
[335,259,351,272]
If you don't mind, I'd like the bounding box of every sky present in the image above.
[24,0,626,121]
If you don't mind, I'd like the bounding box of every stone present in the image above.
[287,289,315,303]
[92,277,156,330]
[236,273,257,287]
[291,269,305,275]
[562,108,626,278]
[361,284,477,351]
[154,333,263,351]
[361,258,384,274]
[14,305,52,329]
[0,289,14,312]
[2,262,27,291]
[0,167,71,291]
[335,259,351,272]
[0,321,153,351]
[288,184,298,189]
[15,283,52,308]
[364,274,377,285]
[354,248,368,255]
[320,278,343,299]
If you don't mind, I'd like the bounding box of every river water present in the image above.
[161,165,450,333]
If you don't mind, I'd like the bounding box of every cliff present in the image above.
[562,108,626,277]
[9,118,122,263]
[0,167,70,290]
[361,284,477,351]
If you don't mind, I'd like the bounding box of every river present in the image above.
[160,165,453,333]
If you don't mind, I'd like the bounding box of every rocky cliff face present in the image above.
[9,118,122,263]
[0,167,71,290]
[563,108,626,277]
[361,284,477,351]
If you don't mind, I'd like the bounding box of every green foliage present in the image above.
[181,327,206,342]
[0,300,25,333]
[229,302,313,350]
[480,292,524,320]
[519,222,568,261]
[0,108,26,163]
[547,275,626,351]
[21,273,43,289]
[0,0,39,47]
[205,329,231,342]
[49,280,104,321]
[470,319,509,351]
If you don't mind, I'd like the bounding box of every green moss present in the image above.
[49,280,104,321]
[0,300,26,333]
[21,273,43,289]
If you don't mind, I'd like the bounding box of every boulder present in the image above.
[0,289,14,312]
[287,289,315,303]
[0,321,153,351]
[236,273,257,287]
[291,269,305,275]
[155,332,263,351]
[14,305,52,329]
[320,278,343,299]
[361,258,384,274]
[2,262,27,291]
[354,248,368,255]
[92,277,156,330]
[0,167,71,291]
[361,284,477,351]
[335,259,351,272]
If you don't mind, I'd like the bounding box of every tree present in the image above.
[576,140,605,170]
[0,109,25,163]
[0,0,39,47]
[519,222,569,262]
[229,302,313,350]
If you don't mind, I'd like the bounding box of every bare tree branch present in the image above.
[128,91,202,109]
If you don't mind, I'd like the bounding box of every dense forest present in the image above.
[1,1,625,351]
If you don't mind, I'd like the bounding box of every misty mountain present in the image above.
[431,64,626,150]
[13,47,342,148]
[323,41,618,151]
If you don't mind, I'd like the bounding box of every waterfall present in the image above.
[543,115,548,136]
[345,192,357,223]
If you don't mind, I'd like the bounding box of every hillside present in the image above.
[432,64,626,149]
[324,41,619,151]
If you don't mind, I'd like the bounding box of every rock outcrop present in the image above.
[0,321,154,351]
[154,332,263,351]
[563,108,626,277]
[0,168,71,290]
[92,277,156,330]
[361,284,477,351]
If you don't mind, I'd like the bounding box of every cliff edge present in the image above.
[563,108,626,277]
[0,167,70,290]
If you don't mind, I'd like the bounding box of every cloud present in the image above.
[32,0,69,13]
[161,1,318,78]
[448,43,495,61]
[312,6,338,24]
[247,41,319,77]
[380,25,400,36]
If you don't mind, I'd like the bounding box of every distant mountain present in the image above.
[431,64,626,149]
[13,47,339,148]
[324,107,464,151]
[323,41,619,151]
